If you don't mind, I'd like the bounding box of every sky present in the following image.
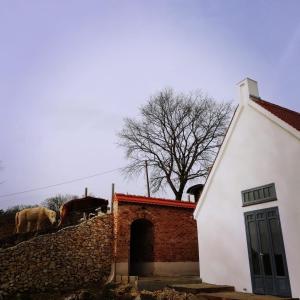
[0,0,299,210]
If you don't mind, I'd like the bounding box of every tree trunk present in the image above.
[175,190,183,200]
[175,182,186,200]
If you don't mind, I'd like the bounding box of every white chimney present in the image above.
[237,78,259,105]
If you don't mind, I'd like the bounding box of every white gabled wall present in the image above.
[195,81,300,297]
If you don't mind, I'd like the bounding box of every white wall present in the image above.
[195,103,300,297]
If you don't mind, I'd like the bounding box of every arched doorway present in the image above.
[130,219,154,276]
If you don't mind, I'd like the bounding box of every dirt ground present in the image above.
[3,284,103,300]
[4,282,207,300]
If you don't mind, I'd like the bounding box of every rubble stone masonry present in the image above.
[0,214,113,295]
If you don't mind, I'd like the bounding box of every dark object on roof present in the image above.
[187,184,204,203]
[251,95,300,131]
[59,196,108,227]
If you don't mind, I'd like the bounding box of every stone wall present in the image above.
[0,214,113,295]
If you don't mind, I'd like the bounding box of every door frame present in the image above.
[244,206,291,297]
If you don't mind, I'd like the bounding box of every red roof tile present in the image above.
[250,95,300,131]
[114,193,196,209]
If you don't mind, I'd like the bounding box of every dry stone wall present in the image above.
[0,214,113,296]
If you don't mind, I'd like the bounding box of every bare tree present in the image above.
[119,88,233,200]
[41,194,77,212]
[5,204,37,213]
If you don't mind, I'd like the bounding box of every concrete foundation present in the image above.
[116,261,199,276]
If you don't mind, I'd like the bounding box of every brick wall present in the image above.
[115,202,198,263]
[0,214,113,296]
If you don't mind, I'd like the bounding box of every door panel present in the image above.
[244,207,291,297]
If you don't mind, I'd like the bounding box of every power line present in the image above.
[0,167,123,199]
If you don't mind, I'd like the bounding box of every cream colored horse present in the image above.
[15,207,57,233]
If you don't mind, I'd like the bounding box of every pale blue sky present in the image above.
[0,0,299,209]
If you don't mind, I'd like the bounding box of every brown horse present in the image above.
[58,196,108,227]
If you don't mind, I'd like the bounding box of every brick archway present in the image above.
[129,218,154,276]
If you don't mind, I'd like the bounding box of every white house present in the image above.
[194,78,300,298]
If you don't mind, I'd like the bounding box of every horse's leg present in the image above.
[27,221,31,232]
[18,218,24,233]
[37,222,42,231]
[36,216,41,231]
[15,212,19,233]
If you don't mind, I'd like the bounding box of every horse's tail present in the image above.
[15,212,20,233]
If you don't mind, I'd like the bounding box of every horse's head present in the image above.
[47,210,57,225]
[57,204,66,228]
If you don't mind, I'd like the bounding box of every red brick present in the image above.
[114,196,198,264]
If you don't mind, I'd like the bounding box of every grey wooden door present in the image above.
[244,207,291,297]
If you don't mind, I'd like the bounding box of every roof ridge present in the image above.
[114,193,196,209]
[250,95,300,131]
[250,95,300,116]
[115,193,188,202]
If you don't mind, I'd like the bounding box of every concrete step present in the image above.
[138,276,202,291]
[169,283,235,294]
[115,275,138,285]
[198,291,298,300]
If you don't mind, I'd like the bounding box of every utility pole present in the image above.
[85,187,88,197]
[111,183,115,202]
[145,160,150,197]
